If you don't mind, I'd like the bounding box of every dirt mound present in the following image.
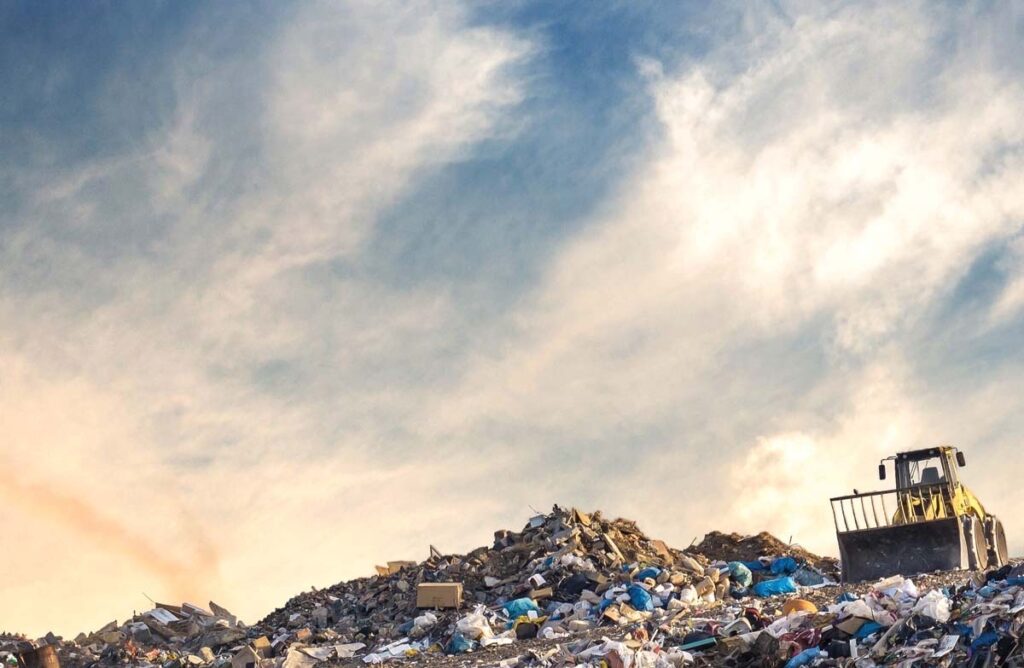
[691,530,837,571]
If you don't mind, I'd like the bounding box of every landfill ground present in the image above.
[4,506,1024,668]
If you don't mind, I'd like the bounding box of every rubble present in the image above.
[690,532,837,573]
[4,506,1023,667]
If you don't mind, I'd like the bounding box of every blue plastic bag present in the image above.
[627,584,655,611]
[784,648,820,668]
[446,633,473,654]
[727,562,753,587]
[752,576,797,597]
[634,567,661,581]
[770,557,798,575]
[837,592,858,603]
[503,598,539,618]
[854,621,883,639]
[743,560,767,571]
[972,631,999,651]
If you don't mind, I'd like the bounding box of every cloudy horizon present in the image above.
[3,0,1024,637]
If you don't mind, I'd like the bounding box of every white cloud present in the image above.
[0,0,529,636]
[416,1,1024,556]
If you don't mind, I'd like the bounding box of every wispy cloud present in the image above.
[411,1,1024,552]
[1,0,530,635]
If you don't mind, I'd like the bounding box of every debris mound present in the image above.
[691,531,837,571]
[3,506,1021,668]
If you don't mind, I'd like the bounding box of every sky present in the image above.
[2,0,1024,638]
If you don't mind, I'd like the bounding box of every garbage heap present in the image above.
[4,506,841,668]
[659,565,1024,667]
[7,506,1022,666]
[1,602,249,668]
[691,531,832,571]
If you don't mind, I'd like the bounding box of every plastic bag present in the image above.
[445,633,473,654]
[792,567,825,586]
[455,606,493,639]
[503,598,539,618]
[752,576,797,597]
[912,590,951,623]
[853,621,883,639]
[784,648,820,668]
[727,562,753,587]
[839,599,873,620]
[559,573,591,597]
[635,567,661,581]
[770,557,798,576]
[627,584,655,611]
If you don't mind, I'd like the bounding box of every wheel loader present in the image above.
[830,446,1007,582]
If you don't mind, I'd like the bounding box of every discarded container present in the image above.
[415,583,462,609]
[386,561,416,574]
[781,598,817,616]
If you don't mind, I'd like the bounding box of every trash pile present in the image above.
[2,602,249,668]
[690,532,837,574]
[4,506,1022,667]
[250,507,835,663]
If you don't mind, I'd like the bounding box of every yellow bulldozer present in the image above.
[830,446,1007,582]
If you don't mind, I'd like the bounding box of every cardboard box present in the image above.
[416,582,462,609]
[529,586,553,600]
[251,636,272,658]
[387,560,417,574]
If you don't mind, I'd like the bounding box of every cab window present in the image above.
[898,456,947,487]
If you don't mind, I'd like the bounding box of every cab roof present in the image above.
[894,446,956,460]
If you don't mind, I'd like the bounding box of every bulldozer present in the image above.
[830,445,1007,582]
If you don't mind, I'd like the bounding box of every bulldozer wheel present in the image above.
[985,516,1009,569]
[965,516,988,571]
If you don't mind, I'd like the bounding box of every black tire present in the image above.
[965,515,989,571]
[985,516,1009,569]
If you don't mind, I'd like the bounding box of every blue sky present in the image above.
[2,0,1024,636]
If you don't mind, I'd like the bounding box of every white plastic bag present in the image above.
[913,590,951,623]
[455,605,494,639]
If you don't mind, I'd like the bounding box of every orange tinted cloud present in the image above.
[0,460,218,607]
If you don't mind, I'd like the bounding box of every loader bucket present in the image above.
[836,517,967,583]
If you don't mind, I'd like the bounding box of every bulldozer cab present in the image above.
[883,446,965,490]
[831,445,1006,582]
[882,447,967,522]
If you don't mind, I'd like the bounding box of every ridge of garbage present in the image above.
[2,505,1021,667]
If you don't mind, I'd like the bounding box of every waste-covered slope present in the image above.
[2,506,1020,667]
